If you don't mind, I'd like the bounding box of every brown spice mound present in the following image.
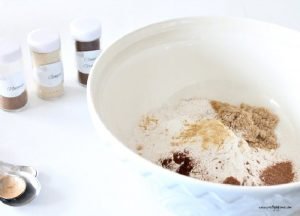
[173,152,188,164]
[260,161,295,185]
[159,151,195,176]
[176,156,194,176]
[211,101,279,150]
[161,158,173,169]
[223,176,241,185]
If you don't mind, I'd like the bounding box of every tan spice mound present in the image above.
[211,101,279,150]
[139,115,159,131]
[171,119,230,149]
[260,161,294,185]
[0,175,26,199]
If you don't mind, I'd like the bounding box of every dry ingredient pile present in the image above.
[130,98,297,186]
[0,174,26,199]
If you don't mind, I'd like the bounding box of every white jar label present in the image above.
[0,71,25,98]
[76,50,101,74]
[35,61,64,87]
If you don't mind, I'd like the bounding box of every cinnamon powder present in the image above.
[223,176,241,185]
[260,161,294,185]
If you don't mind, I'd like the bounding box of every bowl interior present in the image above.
[90,17,300,166]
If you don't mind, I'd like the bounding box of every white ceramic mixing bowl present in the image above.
[87,17,300,216]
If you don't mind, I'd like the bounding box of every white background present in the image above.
[1,0,300,215]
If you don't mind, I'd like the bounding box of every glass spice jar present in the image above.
[70,17,102,86]
[27,29,64,100]
[0,39,28,112]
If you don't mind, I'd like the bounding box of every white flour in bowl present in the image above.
[129,98,296,186]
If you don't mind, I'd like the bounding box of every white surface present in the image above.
[70,17,102,42]
[27,29,61,53]
[1,0,300,216]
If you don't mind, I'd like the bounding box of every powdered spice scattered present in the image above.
[133,98,298,186]
[260,161,294,185]
[136,144,143,155]
[172,119,230,149]
[139,115,159,131]
[223,176,241,185]
[136,144,143,151]
[211,101,279,150]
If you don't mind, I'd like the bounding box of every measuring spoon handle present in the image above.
[0,161,37,177]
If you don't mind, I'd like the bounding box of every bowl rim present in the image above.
[87,16,300,194]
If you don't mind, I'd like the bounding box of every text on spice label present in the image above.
[34,61,64,87]
[0,71,25,98]
[76,50,101,74]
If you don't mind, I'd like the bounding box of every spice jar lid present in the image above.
[27,29,61,53]
[70,17,102,42]
[0,39,22,63]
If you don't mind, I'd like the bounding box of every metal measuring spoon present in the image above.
[0,171,41,206]
[0,161,41,207]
